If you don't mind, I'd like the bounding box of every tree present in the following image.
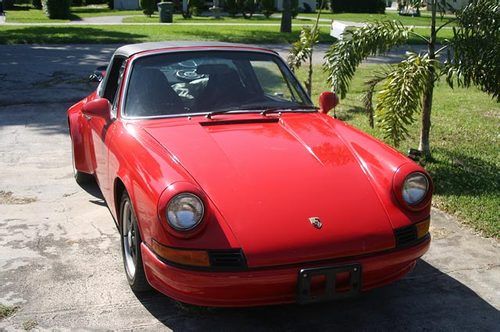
[287,0,323,96]
[280,0,292,33]
[324,0,499,159]
[141,0,156,17]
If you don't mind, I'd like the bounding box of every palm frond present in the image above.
[362,71,389,128]
[323,21,412,99]
[287,26,320,72]
[445,0,500,100]
[375,53,437,146]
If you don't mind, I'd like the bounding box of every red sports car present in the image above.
[68,42,432,307]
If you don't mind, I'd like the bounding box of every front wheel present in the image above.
[120,191,151,292]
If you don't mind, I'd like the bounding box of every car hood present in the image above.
[142,113,396,267]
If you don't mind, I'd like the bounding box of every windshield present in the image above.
[122,51,313,118]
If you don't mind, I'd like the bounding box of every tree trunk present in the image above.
[280,0,292,33]
[419,0,437,160]
[306,52,313,96]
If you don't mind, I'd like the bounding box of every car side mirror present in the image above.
[82,98,111,121]
[318,91,339,116]
[88,65,107,83]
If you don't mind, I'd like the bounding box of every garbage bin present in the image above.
[158,2,173,23]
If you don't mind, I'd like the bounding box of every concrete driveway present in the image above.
[0,44,499,331]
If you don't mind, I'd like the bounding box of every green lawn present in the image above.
[4,6,142,23]
[299,10,456,27]
[295,65,499,238]
[0,23,453,45]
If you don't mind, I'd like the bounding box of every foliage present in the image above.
[375,54,436,146]
[324,21,411,98]
[72,0,84,6]
[225,0,239,17]
[330,0,386,13]
[42,0,71,19]
[140,0,156,16]
[288,26,319,95]
[241,0,257,18]
[261,0,275,17]
[32,0,42,9]
[190,0,205,15]
[323,0,499,156]
[446,0,500,101]
[108,0,114,9]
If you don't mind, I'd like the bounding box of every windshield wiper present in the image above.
[205,105,318,119]
[260,105,318,116]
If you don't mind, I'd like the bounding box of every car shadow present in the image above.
[78,179,105,201]
[134,260,500,331]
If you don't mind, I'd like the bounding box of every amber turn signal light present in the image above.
[416,218,430,239]
[151,239,210,267]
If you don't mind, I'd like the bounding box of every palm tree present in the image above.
[323,0,499,159]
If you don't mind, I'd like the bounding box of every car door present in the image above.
[87,56,126,203]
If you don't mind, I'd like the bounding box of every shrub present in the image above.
[32,0,43,9]
[140,0,156,16]
[303,2,313,13]
[107,0,114,9]
[42,0,71,19]
[3,0,15,9]
[72,0,84,6]
[330,0,385,13]
[261,0,275,17]
[190,0,205,15]
[225,0,239,17]
[241,0,257,18]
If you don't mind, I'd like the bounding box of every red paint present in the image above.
[68,44,432,306]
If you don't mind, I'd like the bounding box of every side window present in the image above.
[110,62,127,118]
[103,56,126,104]
[251,61,295,102]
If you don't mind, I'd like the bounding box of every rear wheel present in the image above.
[120,191,151,292]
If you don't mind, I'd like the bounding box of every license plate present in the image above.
[297,264,362,304]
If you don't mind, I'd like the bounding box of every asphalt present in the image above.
[0,44,499,331]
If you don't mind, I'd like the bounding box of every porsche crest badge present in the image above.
[309,217,322,229]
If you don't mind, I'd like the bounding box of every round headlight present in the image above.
[402,172,429,205]
[166,193,204,231]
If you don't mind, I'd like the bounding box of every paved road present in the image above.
[0,44,499,331]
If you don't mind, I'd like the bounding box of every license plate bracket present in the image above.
[297,264,362,304]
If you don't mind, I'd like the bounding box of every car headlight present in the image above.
[402,172,429,205]
[166,193,204,231]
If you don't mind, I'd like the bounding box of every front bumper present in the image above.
[141,236,430,307]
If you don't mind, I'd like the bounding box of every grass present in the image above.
[295,65,499,238]
[0,23,452,45]
[0,303,19,320]
[4,5,141,22]
[299,10,456,27]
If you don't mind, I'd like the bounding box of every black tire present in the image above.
[119,191,151,292]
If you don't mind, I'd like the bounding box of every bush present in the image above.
[32,0,43,9]
[261,0,275,17]
[330,0,385,13]
[225,0,239,17]
[3,0,15,9]
[140,0,156,16]
[72,0,84,6]
[190,0,205,15]
[42,0,71,19]
[303,2,313,13]
[107,0,114,9]
[241,0,257,18]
